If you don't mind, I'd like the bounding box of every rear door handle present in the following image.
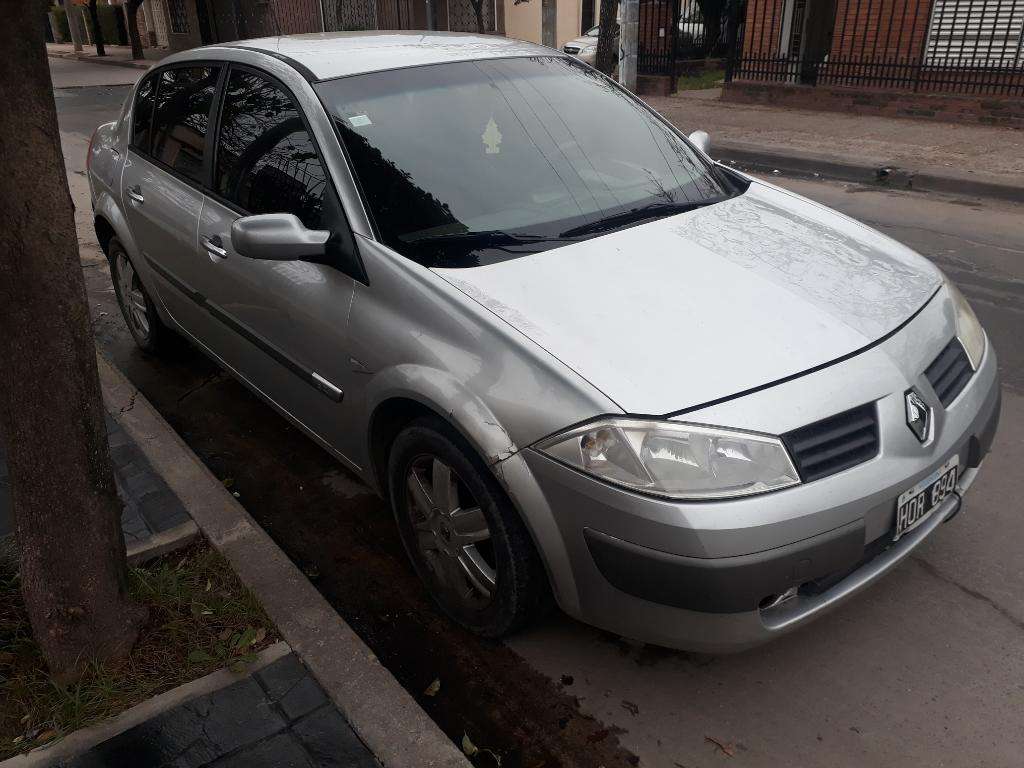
[202,235,228,259]
[126,185,144,204]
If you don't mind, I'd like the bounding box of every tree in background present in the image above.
[468,0,486,32]
[0,3,145,683]
[596,0,618,74]
[87,0,105,56]
[124,0,144,60]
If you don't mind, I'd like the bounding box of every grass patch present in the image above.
[677,68,725,90]
[0,542,278,759]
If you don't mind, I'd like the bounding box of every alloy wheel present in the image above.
[406,454,496,610]
[116,251,150,338]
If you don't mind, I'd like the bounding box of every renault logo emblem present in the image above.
[905,389,931,443]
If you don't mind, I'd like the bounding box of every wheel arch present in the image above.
[365,365,519,496]
[92,190,140,261]
[363,366,580,614]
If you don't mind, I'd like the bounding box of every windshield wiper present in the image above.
[559,199,723,238]
[402,229,549,249]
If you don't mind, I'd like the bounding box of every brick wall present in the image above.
[741,0,785,57]
[722,80,1024,127]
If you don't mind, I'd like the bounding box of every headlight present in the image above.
[580,44,596,54]
[536,419,800,500]
[945,276,985,369]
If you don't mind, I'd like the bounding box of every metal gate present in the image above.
[638,0,735,76]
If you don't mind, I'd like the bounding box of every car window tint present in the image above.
[215,70,329,230]
[131,73,156,152]
[150,66,220,183]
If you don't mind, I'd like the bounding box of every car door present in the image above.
[121,64,223,337]
[193,65,364,464]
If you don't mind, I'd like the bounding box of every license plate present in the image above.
[894,456,959,541]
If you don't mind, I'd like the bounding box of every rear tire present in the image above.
[388,416,551,637]
[109,237,165,353]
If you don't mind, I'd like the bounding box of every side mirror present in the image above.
[231,213,330,261]
[687,129,711,155]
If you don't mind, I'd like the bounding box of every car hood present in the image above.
[435,181,941,416]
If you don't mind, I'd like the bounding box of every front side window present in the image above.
[131,73,156,152]
[150,66,220,183]
[214,69,331,230]
[316,57,738,268]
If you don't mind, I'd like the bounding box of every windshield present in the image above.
[315,57,738,267]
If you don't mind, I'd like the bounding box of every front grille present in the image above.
[925,337,973,407]
[782,403,879,483]
[563,46,580,54]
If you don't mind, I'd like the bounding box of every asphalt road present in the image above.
[55,57,1024,768]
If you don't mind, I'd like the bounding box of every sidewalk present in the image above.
[0,414,196,560]
[46,42,168,70]
[645,88,1024,201]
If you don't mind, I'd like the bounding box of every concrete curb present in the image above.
[46,50,151,70]
[714,140,1024,204]
[95,355,470,768]
[126,519,199,565]
[2,642,291,768]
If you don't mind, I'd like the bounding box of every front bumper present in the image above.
[502,322,1001,652]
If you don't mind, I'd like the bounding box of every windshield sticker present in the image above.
[482,116,502,155]
[348,114,372,127]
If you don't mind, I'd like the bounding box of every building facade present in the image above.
[733,0,1024,94]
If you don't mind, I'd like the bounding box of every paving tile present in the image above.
[65,701,209,767]
[138,490,189,531]
[293,706,379,767]
[211,733,313,768]
[109,443,134,466]
[255,653,308,701]
[279,676,329,722]
[189,678,287,755]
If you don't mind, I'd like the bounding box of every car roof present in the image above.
[192,31,559,81]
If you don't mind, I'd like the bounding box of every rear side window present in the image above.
[214,69,330,230]
[149,66,221,184]
[131,74,156,151]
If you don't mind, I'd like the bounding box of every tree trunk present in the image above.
[124,0,144,59]
[0,3,145,684]
[88,0,105,56]
[125,0,144,60]
[470,0,486,32]
[696,0,725,54]
[596,0,618,75]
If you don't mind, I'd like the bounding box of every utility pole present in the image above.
[61,0,84,51]
[618,0,639,91]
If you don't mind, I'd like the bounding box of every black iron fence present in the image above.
[638,0,736,76]
[726,0,1024,95]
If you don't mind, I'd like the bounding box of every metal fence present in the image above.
[638,0,734,76]
[727,0,1024,95]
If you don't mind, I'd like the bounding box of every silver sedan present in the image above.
[88,32,1000,651]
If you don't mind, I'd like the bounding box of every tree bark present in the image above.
[125,0,144,60]
[88,0,105,56]
[0,2,145,684]
[596,0,618,75]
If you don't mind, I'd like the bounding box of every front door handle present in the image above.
[126,185,144,204]
[202,235,228,259]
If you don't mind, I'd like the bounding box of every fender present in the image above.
[365,363,518,472]
[364,363,582,614]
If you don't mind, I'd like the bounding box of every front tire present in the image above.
[388,416,550,637]
[109,237,165,353]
